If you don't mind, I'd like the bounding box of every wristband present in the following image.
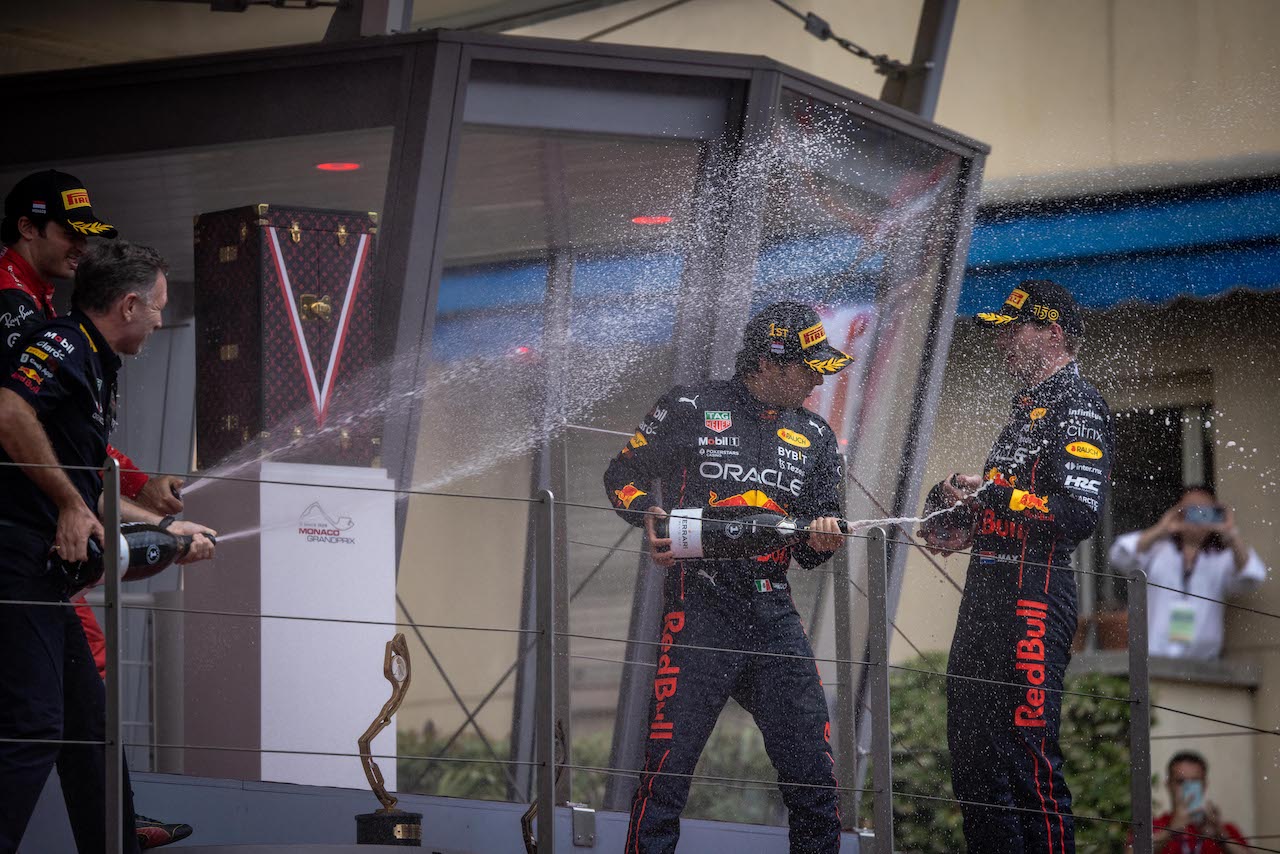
[158,515,176,530]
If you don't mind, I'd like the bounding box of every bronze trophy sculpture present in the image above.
[355,633,422,846]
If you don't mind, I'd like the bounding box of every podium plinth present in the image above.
[181,462,398,790]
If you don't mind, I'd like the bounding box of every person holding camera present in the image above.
[1126,751,1250,853]
[1109,485,1268,660]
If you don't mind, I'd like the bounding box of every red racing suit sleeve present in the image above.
[108,445,149,500]
[980,395,1112,547]
[603,389,689,526]
[73,594,108,680]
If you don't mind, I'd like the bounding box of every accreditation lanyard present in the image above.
[1167,555,1201,645]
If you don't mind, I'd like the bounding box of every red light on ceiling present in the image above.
[315,162,361,172]
[631,215,672,225]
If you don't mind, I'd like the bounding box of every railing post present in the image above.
[866,527,894,854]
[832,543,858,827]
[535,489,557,852]
[103,456,124,854]
[1128,569,1153,854]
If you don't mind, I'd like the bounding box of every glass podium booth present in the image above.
[1,28,986,852]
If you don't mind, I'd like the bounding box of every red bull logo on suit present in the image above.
[650,611,685,740]
[1014,598,1048,727]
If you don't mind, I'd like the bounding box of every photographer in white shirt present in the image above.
[1109,485,1268,659]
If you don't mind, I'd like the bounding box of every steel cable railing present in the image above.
[108,461,1280,627]
[556,495,1278,851]
[5,456,1275,852]
[59,458,1275,627]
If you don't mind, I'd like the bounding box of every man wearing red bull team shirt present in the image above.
[921,280,1114,854]
[1,171,194,849]
[604,301,852,854]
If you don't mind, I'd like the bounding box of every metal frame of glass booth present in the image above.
[0,27,988,846]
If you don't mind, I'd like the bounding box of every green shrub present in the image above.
[397,655,1139,851]
[874,652,1137,852]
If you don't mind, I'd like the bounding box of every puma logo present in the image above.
[696,568,717,586]
[809,419,826,436]
[678,395,699,408]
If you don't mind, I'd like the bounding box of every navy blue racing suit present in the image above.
[944,363,1113,854]
[604,375,844,854]
[0,311,142,854]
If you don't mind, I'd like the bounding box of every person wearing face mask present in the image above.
[1109,485,1268,660]
[1126,751,1250,853]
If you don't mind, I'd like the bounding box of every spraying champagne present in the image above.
[656,506,848,560]
[57,522,216,594]
[918,478,978,552]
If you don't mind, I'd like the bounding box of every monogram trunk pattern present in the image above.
[194,205,381,469]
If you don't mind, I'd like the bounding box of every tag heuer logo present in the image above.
[704,410,732,433]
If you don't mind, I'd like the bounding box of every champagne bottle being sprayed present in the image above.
[918,479,978,550]
[57,522,216,594]
[655,506,847,560]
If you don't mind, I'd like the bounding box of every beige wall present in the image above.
[514,0,1280,193]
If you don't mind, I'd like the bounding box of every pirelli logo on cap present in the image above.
[61,189,92,210]
[1005,288,1029,309]
[799,321,827,350]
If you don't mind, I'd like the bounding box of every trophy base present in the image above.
[355,810,422,846]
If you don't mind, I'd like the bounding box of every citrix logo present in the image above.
[1066,422,1105,443]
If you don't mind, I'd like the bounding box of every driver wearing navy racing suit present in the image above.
[922,280,1113,854]
[604,301,855,854]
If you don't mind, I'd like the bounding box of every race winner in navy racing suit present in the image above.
[604,301,855,854]
[922,280,1113,854]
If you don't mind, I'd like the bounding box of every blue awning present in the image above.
[959,184,1280,316]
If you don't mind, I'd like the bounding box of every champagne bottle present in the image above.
[58,523,214,593]
[656,506,844,560]
[919,481,977,546]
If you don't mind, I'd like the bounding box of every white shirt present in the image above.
[1108,531,1268,660]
